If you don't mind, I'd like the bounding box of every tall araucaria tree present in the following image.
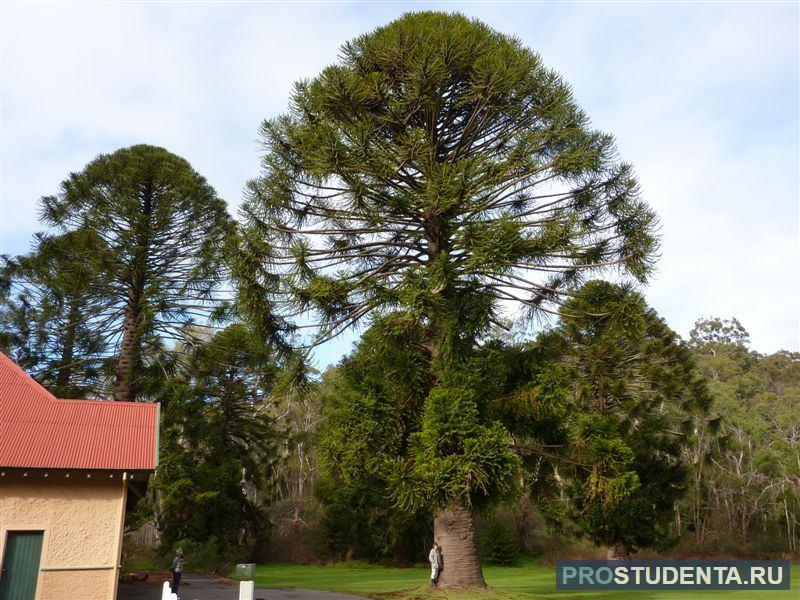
[240,12,658,588]
[40,145,234,402]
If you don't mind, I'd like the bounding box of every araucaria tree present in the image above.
[241,12,658,587]
[154,324,281,560]
[0,229,111,397]
[40,145,233,401]
[516,281,711,560]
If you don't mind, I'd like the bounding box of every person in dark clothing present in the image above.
[171,548,184,595]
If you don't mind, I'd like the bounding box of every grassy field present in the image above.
[251,558,799,599]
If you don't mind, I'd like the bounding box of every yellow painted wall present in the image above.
[0,471,127,600]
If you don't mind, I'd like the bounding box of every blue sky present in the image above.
[1,1,798,367]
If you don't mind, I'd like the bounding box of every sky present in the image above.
[1,1,798,368]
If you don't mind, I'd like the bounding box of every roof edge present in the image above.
[155,402,161,468]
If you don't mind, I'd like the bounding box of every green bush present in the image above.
[481,520,520,566]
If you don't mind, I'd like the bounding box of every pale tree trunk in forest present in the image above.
[434,504,486,589]
[606,540,631,560]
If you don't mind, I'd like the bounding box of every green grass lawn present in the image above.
[251,558,799,599]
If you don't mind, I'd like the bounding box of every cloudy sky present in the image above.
[1,1,797,367]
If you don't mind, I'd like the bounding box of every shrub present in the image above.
[481,520,520,566]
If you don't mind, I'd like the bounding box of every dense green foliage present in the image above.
[315,314,536,560]
[314,307,798,562]
[480,521,520,565]
[151,324,282,563]
[315,314,435,561]
[548,282,710,556]
[389,364,521,515]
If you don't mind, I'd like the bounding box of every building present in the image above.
[0,353,159,600]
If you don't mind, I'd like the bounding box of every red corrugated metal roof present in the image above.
[0,352,158,470]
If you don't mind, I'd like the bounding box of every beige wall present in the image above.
[0,471,127,600]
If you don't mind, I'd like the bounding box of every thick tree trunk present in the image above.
[434,504,486,589]
[115,302,142,402]
[606,540,631,561]
[114,178,152,402]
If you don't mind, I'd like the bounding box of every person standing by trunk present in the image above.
[171,548,184,596]
[428,542,442,587]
